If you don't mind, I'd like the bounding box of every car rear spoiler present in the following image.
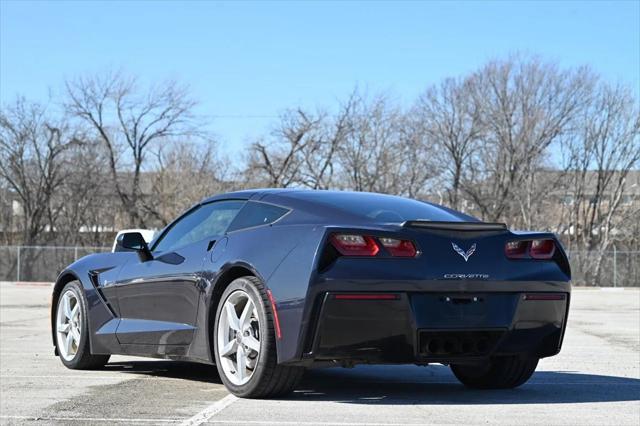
[402,221,508,232]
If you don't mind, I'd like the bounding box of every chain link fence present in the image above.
[566,250,639,287]
[0,245,638,286]
[0,246,111,282]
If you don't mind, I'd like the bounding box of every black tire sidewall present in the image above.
[451,356,538,389]
[213,277,273,397]
[56,281,91,369]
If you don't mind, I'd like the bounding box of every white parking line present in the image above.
[0,415,180,423]
[179,394,238,426]
[0,415,459,426]
[0,374,209,381]
[0,375,637,386]
[205,421,447,426]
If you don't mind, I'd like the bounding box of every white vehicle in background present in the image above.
[112,229,156,252]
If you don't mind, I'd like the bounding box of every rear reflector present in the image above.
[330,234,380,256]
[266,289,282,339]
[378,237,417,257]
[524,293,566,301]
[333,293,400,300]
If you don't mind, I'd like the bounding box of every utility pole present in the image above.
[16,246,21,282]
[613,245,617,288]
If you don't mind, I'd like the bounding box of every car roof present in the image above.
[200,188,300,204]
[202,188,402,201]
[201,189,464,214]
[198,188,476,223]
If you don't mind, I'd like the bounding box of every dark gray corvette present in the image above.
[51,189,571,398]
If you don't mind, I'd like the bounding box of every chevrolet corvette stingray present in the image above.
[51,189,571,398]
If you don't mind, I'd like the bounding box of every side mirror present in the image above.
[117,232,153,262]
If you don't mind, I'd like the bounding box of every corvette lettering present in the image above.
[443,273,490,279]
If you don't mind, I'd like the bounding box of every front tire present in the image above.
[213,276,304,398]
[451,356,538,389]
[55,281,110,369]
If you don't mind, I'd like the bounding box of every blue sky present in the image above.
[1,1,639,154]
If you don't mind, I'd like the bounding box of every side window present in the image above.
[153,200,245,252]
[227,201,289,232]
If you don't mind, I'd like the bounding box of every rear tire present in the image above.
[55,281,110,369]
[451,356,538,389]
[213,276,304,398]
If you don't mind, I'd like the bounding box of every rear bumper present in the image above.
[297,290,569,366]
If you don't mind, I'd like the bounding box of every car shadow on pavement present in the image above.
[99,361,640,405]
[103,360,223,384]
[289,364,640,405]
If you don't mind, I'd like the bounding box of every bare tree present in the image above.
[396,112,440,198]
[150,140,234,224]
[65,72,199,227]
[560,82,640,285]
[461,57,595,226]
[414,77,481,210]
[248,109,325,188]
[336,93,397,192]
[298,96,355,189]
[247,93,355,189]
[335,91,437,196]
[0,98,80,246]
[0,98,88,280]
[55,140,116,247]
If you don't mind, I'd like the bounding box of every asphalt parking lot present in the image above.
[0,282,638,425]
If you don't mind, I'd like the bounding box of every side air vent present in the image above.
[88,271,117,317]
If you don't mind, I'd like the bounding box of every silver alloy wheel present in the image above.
[217,290,261,385]
[56,289,82,361]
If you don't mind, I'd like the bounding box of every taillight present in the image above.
[328,234,418,257]
[530,239,556,259]
[379,237,417,257]
[330,234,379,256]
[505,240,529,258]
[505,239,556,260]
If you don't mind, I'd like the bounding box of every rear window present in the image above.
[293,191,467,223]
[227,201,290,232]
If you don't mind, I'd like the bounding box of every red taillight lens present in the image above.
[524,293,566,301]
[530,239,556,259]
[505,240,529,258]
[505,239,557,260]
[334,293,400,300]
[330,234,380,256]
[379,237,417,257]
